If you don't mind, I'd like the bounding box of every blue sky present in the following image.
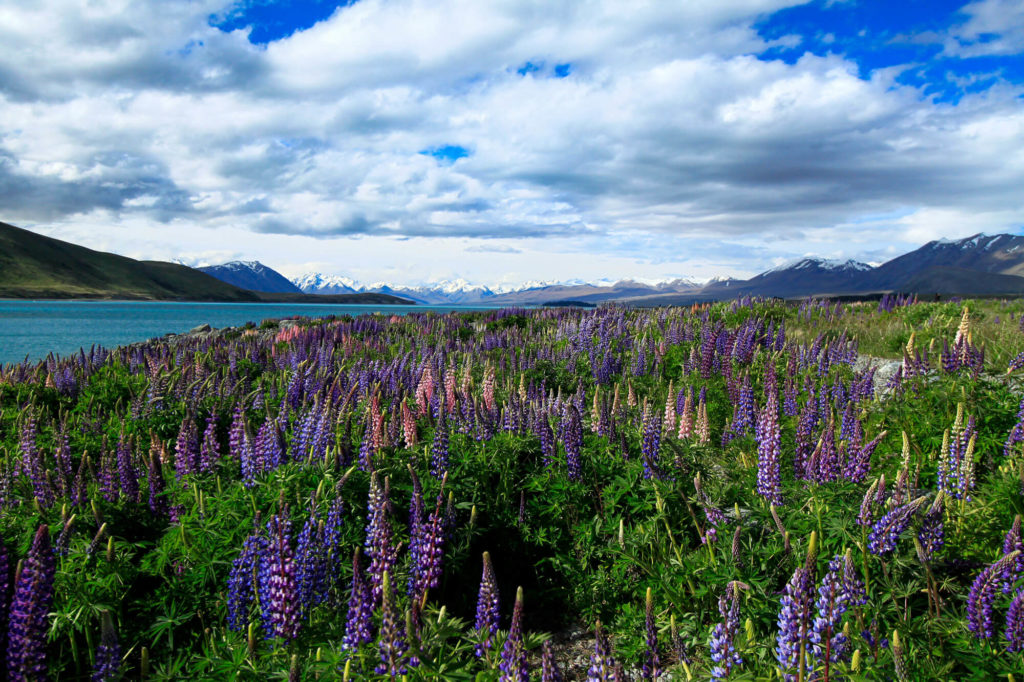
[0,0,1022,287]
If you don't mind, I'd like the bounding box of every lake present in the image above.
[0,300,502,365]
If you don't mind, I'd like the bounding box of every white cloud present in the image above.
[1,0,1023,286]
[944,0,1024,57]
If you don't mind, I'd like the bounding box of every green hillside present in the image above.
[0,222,411,304]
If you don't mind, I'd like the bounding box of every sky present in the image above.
[1,0,1023,288]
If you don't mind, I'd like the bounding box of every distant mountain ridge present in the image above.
[200,261,301,294]
[623,234,1024,305]
[292,273,700,305]
[288,232,1024,305]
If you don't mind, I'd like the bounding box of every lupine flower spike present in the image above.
[968,551,1021,639]
[499,586,528,682]
[8,525,56,682]
[475,551,500,658]
[643,586,660,680]
[541,640,563,682]
[709,581,745,680]
[587,620,618,682]
[375,571,418,678]
[92,611,122,682]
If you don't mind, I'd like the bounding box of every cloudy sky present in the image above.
[2,0,1023,288]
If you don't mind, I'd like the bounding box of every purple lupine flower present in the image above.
[98,444,119,503]
[868,497,926,556]
[1002,515,1024,593]
[146,450,168,517]
[259,510,300,641]
[541,640,563,682]
[53,421,74,498]
[810,555,859,671]
[917,494,945,561]
[841,551,867,607]
[1007,588,1024,652]
[295,511,329,615]
[341,548,374,651]
[253,418,283,478]
[856,477,882,527]
[642,587,660,680]
[782,376,798,417]
[375,571,418,678]
[430,415,449,479]
[967,552,1021,639]
[843,430,885,484]
[499,586,528,682]
[410,492,447,603]
[538,414,556,468]
[20,410,53,508]
[640,407,663,480]
[793,389,818,479]
[365,473,396,604]
[17,408,37,480]
[229,405,252,465]
[199,414,219,474]
[407,468,425,596]
[0,539,8,653]
[475,551,500,658]
[8,525,56,682]
[92,611,121,682]
[116,432,139,502]
[175,415,199,479]
[587,620,618,682]
[561,404,583,481]
[709,582,743,680]
[227,522,266,632]
[733,374,756,435]
[775,565,814,680]
[755,372,783,505]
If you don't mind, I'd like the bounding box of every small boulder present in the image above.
[189,323,213,334]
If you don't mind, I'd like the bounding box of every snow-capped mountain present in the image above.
[692,257,875,299]
[293,274,702,305]
[866,233,1024,290]
[764,257,873,275]
[199,261,301,294]
[291,273,358,295]
[293,275,497,304]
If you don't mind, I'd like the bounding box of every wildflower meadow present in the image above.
[2,297,1024,680]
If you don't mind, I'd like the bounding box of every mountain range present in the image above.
[283,272,702,305]
[254,233,1024,305]
[8,218,1024,306]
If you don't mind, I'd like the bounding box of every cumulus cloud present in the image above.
[1,0,1023,285]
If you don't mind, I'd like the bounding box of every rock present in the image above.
[189,323,213,334]
[853,355,903,395]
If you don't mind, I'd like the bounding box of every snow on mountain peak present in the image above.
[765,257,871,275]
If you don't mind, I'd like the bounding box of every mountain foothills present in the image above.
[0,222,412,304]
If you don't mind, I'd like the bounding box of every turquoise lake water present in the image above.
[0,300,500,365]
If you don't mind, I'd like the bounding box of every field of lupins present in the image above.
[4,296,1024,680]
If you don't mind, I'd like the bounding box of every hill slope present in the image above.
[0,222,412,304]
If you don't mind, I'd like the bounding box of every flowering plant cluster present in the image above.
[2,297,1024,678]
